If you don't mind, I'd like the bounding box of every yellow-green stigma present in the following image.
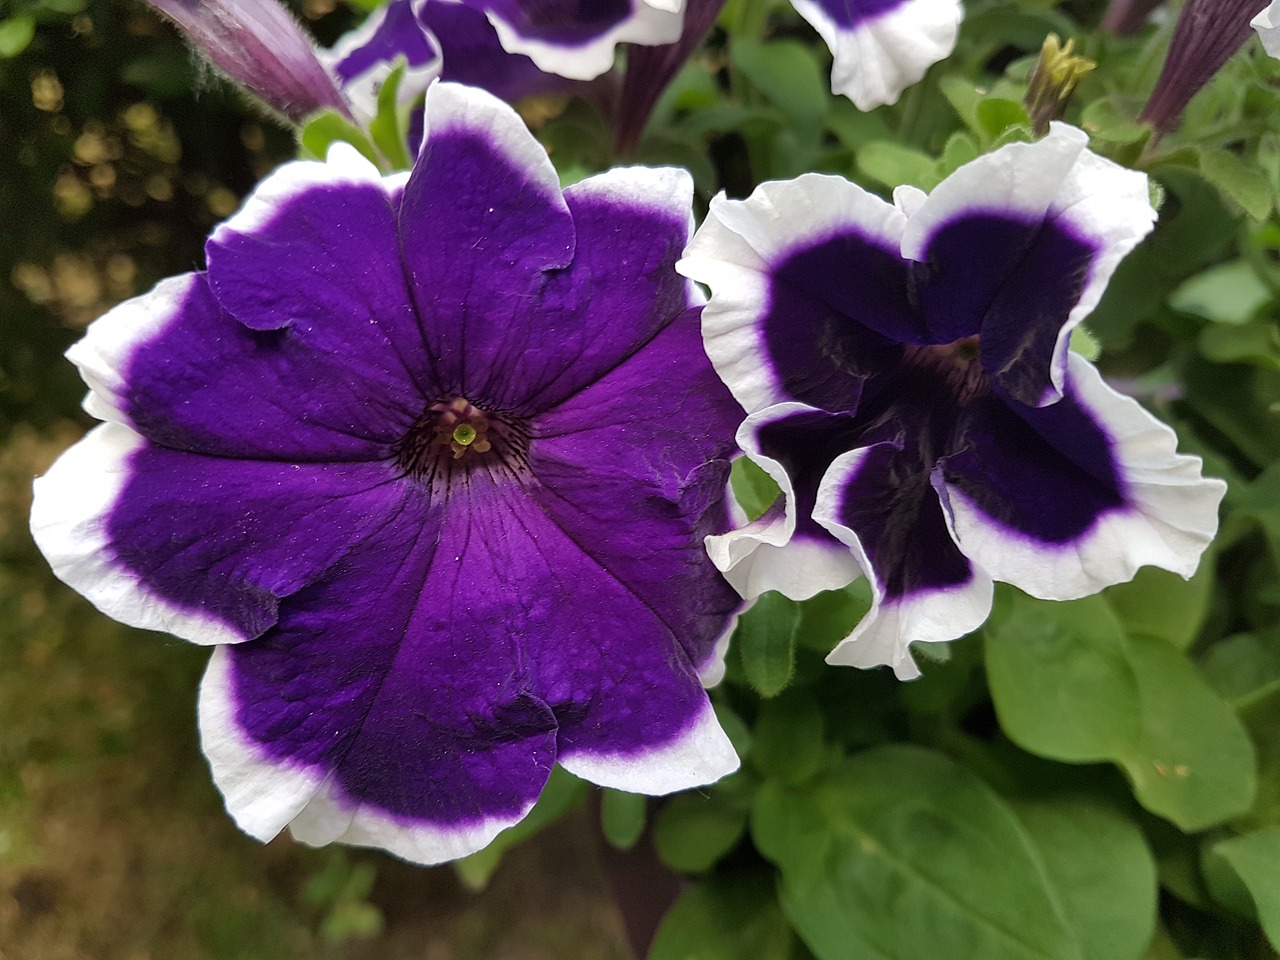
[453,423,478,447]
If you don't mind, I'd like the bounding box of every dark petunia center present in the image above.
[395,397,531,492]
[900,335,990,404]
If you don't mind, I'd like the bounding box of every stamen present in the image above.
[394,396,529,492]
[902,336,990,404]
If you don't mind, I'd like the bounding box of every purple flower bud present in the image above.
[146,0,351,123]
[1140,0,1269,133]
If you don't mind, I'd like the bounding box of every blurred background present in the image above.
[0,2,629,956]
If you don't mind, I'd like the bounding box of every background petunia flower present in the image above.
[789,0,963,110]
[325,0,445,118]
[678,124,1226,679]
[30,82,742,865]
[462,0,686,80]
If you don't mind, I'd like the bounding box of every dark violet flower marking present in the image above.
[680,123,1226,678]
[30,83,742,866]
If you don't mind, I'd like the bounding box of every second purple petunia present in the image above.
[679,124,1226,679]
[30,82,742,865]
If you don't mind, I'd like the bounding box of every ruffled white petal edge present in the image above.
[485,0,683,80]
[790,0,961,110]
[678,175,907,415]
[210,141,394,250]
[420,79,567,211]
[1254,0,1280,57]
[901,123,1156,406]
[938,353,1226,601]
[198,646,536,866]
[30,423,249,646]
[322,0,442,121]
[705,403,864,600]
[66,272,202,427]
[558,697,739,793]
[812,445,995,679]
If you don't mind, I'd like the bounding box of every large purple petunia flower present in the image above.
[30,82,742,865]
[790,0,962,110]
[679,124,1226,679]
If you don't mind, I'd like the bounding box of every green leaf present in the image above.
[737,592,802,697]
[753,745,1081,960]
[986,595,1256,830]
[649,872,802,960]
[730,456,781,521]
[976,98,1031,140]
[1199,150,1272,221]
[1198,322,1280,370]
[729,38,829,140]
[1012,799,1158,960]
[453,766,588,890]
[1170,260,1272,325]
[653,793,748,873]
[0,16,35,59]
[856,141,941,191]
[368,60,412,171]
[1081,98,1151,147]
[600,789,646,851]
[299,110,380,167]
[750,692,826,786]
[1207,828,1280,950]
[1104,563,1214,651]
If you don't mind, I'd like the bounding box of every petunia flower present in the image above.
[1253,0,1280,56]
[789,0,963,110]
[678,124,1226,679]
[30,82,742,865]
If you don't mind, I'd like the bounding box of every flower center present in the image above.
[901,335,990,403]
[394,397,530,491]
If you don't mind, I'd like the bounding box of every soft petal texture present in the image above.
[678,174,912,414]
[788,0,962,110]
[417,0,570,100]
[203,478,734,865]
[325,0,441,117]
[145,0,349,122]
[938,354,1227,600]
[1253,0,1280,55]
[902,124,1156,406]
[30,424,247,645]
[398,83,576,402]
[484,0,685,79]
[34,81,741,865]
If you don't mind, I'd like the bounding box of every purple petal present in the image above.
[145,0,349,122]
[203,477,735,864]
[901,125,1156,407]
[937,353,1227,601]
[787,0,961,109]
[417,0,574,101]
[814,439,993,679]
[29,423,410,646]
[325,0,441,117]
[482,0,684,80]
[397,85,576,403]
[510,166,699,409]
[71,271,420,462]
[532,306,742,677]
[679,175,914,415]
